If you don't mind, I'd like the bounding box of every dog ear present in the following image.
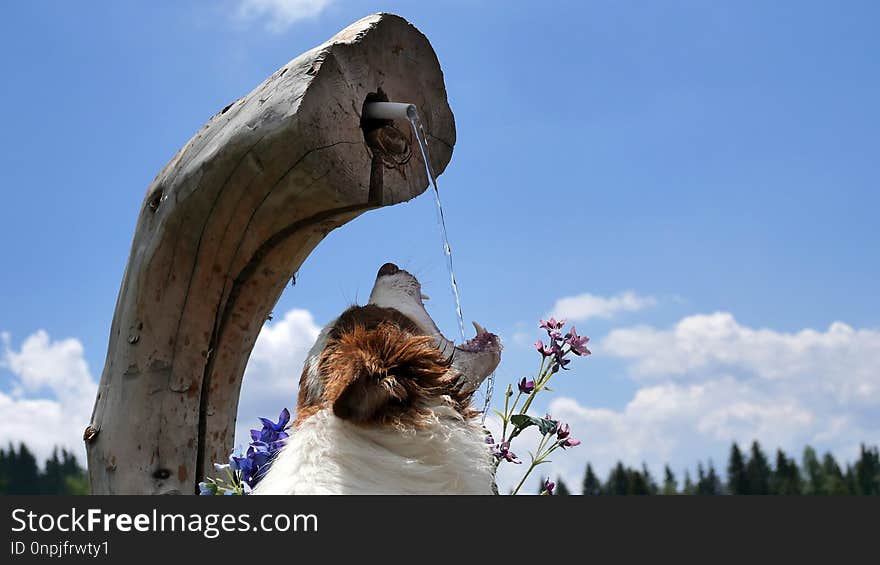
[331,370,375,422]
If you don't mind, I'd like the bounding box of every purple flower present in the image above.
[560,437,581,449]
[492,441,522,464]
[540,318,566,332]
[543,479,555,495]
[537,338,564,359]
[556,422,570,440]
[550,356,571,374]
[233,442,275,488]
[250,408,290,450]
[259,408,290,432]
[235,408,293,488]
[518,377,535,394]
[250,427,289,450]
[535,340,553,357]
[565,326,591,357]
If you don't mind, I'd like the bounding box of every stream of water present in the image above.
[408,111,495,419]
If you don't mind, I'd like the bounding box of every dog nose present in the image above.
[377,262,400,277]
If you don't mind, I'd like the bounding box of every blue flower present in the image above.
[250,408,291,451]
[209,407,292,492]
[259,408,290,433]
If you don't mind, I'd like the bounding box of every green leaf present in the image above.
[510,415,559,436]
[510,414,537,430]
[492,409,508,422]
[536,417,558,436]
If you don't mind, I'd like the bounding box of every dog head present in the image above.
[295,263,502,428]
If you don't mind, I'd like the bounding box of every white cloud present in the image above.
[601,312,880,404]
[549,291,656,322]
[528,313,880,491]
[0,331,97,465]
[0,310,322,467]
[236,0,334,32]
[234,308,321,449]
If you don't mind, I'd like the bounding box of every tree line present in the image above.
[0,443,89,494]
[543,442,880,495]
[3,440,878,495]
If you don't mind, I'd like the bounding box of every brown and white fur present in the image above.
[253,263,503,495]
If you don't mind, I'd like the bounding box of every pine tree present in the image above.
[682,470,696,495]
[0,445,11,492]
[661,465,678,495]
[746,441,771,494]
[53,449,89,495]
[694,461,722,495]
[626,467,651,495]
[641,464,659,495]
[6,444,41,494]
[821,452,849,495]
[604,462,629,495]
[705,461,723,495]
[771,449,802,495]
[853,444,880,495]
[802,446,824,495]
[696,462,707,494]
[844,465,858,495]
[582,464,601,495]
[727,443,749,494]
[0,444,89,495]
[42,448,66,495]
[555,478,571,495]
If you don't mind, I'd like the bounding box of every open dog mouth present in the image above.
[457,322,500,353]
[367,262,503,393]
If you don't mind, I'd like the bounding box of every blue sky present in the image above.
[1,0,878,493]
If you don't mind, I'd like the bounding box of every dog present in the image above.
[253,263,502,494]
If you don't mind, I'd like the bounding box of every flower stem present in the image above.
[513,357,545,421]
[510,433,552,495]
[501,390,522,442]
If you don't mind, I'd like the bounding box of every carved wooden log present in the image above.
[85,13,455,494]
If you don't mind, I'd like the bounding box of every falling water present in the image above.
[408,110,495,418]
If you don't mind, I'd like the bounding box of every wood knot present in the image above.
[147,188,163,212]
[83,425,99,442]
[365,125,412,168]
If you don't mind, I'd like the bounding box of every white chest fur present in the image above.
[252,407,495,495]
